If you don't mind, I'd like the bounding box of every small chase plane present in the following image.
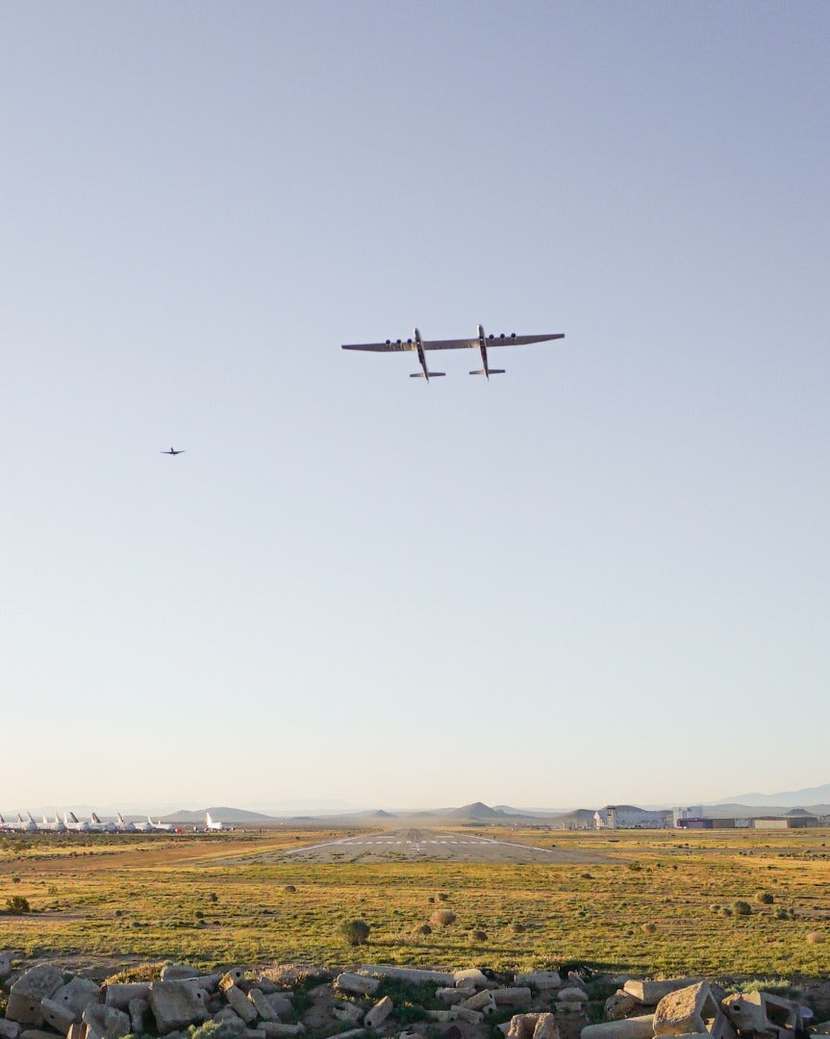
[161,446,186,455]
[342,324,565,381]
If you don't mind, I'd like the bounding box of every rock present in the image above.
[722,992,798,1036]
[105,983,151,1009]
[427,1012,453,1023]
[557,988,588,1003]
[162,965,203,982]
[128,998,148,1034]
[624,982,699,1007]
[437,989,469,1006]
[581,1016,656,1039]
[334,974,380,997]
[201,1020,246,1039]
[265,994,293,1017]
[712,1011,738,1039]
[453,969,492,990]
[248,990,277,1022]
[330,1032,363,1039]
[21,1030,62,1039]
[225,987,258,1025]
[365,996,394,1029]
[506,1013,559,1039]
[493,988,533,1007]
[532,1016,559,1039]
[0,1023,21,1039]
[333,1004,364,1025]
[7,966,65,1026]
[215,1009,244,1024]
[177,976,222,995]
[245,1031,266,1039]
[450,1007,484,1025]
[360,965,454,987]
[83,1004,132,1039]
[49,977,101,1021]
[516,973,562,991]
[462,990,496,1013]
[0,951,15,982]
[260,1026,305,1038]
[41,997,78,1034]
[605,993,643,1022]
[149,980,211,1034]
[654,984,724,1038]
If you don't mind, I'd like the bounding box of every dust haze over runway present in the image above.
[268,828,614,864]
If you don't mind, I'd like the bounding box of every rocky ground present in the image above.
[2,951,830,1039]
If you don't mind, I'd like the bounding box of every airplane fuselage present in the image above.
[414,329,428,381]
[477,324,490,378]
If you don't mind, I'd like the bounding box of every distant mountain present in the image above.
[494,805,572,817]
[715,783,830,808]
[161,806,276,823]
[446,802,503,820]
[373,810,396,818]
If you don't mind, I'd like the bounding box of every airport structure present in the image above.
[593,805,672,829]
[674,807,826,830]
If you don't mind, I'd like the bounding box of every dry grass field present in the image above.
[1,826,830,980]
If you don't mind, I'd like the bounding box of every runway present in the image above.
[269,828,613,864]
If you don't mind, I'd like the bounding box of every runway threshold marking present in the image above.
[278,831,557,857]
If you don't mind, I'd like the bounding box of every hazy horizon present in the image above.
[2,2,828,809]
[6,778,830,819]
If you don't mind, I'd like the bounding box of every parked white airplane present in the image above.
[40,814,67,833]
[64,811,91,832]
[14,812,39,833]
[134,816,173,833]
[90,812,117,834]
[0,814,12,831]
[205,812,224,832]
[115,812,136,833]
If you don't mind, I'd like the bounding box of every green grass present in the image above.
[2,828,830,976]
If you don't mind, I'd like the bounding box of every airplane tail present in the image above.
[469,369,506,375]
[409,372,446,378]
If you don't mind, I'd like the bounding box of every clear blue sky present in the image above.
[1,1,828,813]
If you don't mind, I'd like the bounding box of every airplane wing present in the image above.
[341,340,415,352]
[417,333,565,350]
[342,333,565,352]
[483,332,565,348]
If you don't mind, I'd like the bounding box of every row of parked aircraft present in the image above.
[0,811,225,833]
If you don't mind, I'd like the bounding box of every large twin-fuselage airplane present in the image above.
[341,324,565,382]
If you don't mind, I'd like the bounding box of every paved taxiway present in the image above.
[270,828,613,864]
